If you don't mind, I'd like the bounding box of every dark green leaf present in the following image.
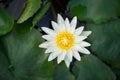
[0,25,54,80]
[0,41,14,80]
[0,7,14,36]
[86,19,120,69]
[55,62,75,80]
[112,68,120,80]
[69,0,120,23]
[72,55,116,80]
[17,0,42,23]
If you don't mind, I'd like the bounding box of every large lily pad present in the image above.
[0,41,14,80]
[0,24,54,80]
[72,55,116,80]
[55,62,75,80]
[86,19,120,69]
[69,0,120,23]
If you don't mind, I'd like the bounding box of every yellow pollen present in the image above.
[56,31,75,50]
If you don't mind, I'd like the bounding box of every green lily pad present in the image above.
[69,0,120,23]
[0,7,14,36]
[0,24,54,80]
[55,62,75,80]
[0,41,15,80]
[72,55,116,80]
[86,19,120,69]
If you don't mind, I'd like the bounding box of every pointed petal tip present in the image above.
[81,26,84,28]
[48,58,52,61]
[89,31,92,34]
[57,14,61,17]
[48,55,55,61]
[66,64,70,68]
[73,16,77,19]
[78,57,81,61]
[87,31,92,36]
[57,60,61,64]
[38,44,42,48]
[38,42,48,48]
[65,60,70,68]
[41,27,45,30]
[38,44,44,48]
[84,51,91,54]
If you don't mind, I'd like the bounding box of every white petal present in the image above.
[57,51,66,64]
[64,57,71,68]
[74,26,84,35]
[81,31,92,36]
[65,18,70,27]
[57,14,64,24]
[75,36,87,42]
[78,47,90,54]
[65,18,73,33]
[58,22,65,31]
[45,47,53,53]
[66,50,73,62]
[79,41,91,47]
[42,35,53,41]
[39,42,48,48]
[48,52,60,61]
[41,27,54,35]
[73,50,81,61]
[71,16,77,30]
[51,21,58,31]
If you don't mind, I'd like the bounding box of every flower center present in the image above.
[56,31,75,50]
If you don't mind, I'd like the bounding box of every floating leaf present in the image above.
[69,0,120,23]
[0,41,14,80]
[0,7,14,36]
[86,19,120,69]
[55,62,75,80]
[72,55,116,80]
[0,24,54,80]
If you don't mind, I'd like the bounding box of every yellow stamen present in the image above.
[56,31,75,50]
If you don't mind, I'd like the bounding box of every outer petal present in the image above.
[41,27,54,35]
[81,31,92,36]
[65,18,75,33]
[75,36,87,42]
[57,51,66,64]
[74,45,90,54]
[70,16,77,31]
[57,14,64,24]
[58,21,66,31]
[51,21,58,31]
[78,47,90,54]
[45,45,56,53]
[78,41,91,47]
[66,50,73,62]
[64,57,71,68]
[73,50,81,61]
[65,18,70,27]
[45,46,53,53]
[42,35,53,41]
[39,42,49,48]
[48,52,60,61]
[51,21,65,32]
[74,26,84,35]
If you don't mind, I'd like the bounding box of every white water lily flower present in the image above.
[39,14,92,68]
